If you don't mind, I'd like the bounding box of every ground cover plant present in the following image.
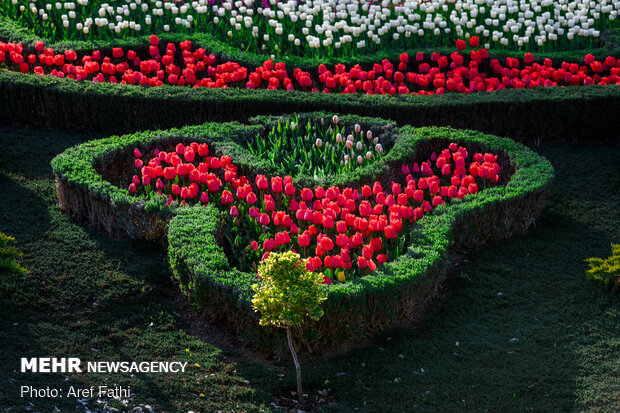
[51,113,553,350]
[1,0,619,59]
[586,244,620,294]
[0,232,27,277]
[1,125,618,412]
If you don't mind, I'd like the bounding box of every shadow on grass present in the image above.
[0,126,276,412]
[0,124,106,180]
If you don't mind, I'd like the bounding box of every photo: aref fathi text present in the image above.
[21,385,132,399]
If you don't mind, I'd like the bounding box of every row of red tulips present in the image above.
[128,141,501,282]
[1,36,619,94]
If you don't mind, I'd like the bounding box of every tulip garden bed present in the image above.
[1,13,620,139]
[51,112,553,351]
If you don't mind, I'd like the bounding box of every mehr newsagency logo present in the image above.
[21,357,188,373]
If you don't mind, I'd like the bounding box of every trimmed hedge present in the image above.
[51,113,554,351]
[3,69,620,142]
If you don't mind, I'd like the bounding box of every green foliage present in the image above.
[586,244,620,292]
[251,251,326,329]
[247,114,385,178]
[0,232,27,276]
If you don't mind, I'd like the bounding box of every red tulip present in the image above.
[220,190,233,205]
[372,182,382,195]
[275,231,290,246]
[246,191,257,204]
[336,220,347,233]
[249,207,259,219]
[370,237,383,252]
[384,225,397,239]
[271,176,283,193]
[301,188,314,201]
[336,233,349,247]
[413,190,424,202]
[256,175,268,190]
[298,231,311,247]
[264,195,275,212]
[456,39,467,50]
[320,235,334,252]
[397,193,408,206]
[156,178,165,190]
[362,185,372,198]
[448,185,458,198]
[258,213,270,226]
[284,183,295,196]
[207,178,220,192]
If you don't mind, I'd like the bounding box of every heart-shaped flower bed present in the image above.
[51,113,554,351]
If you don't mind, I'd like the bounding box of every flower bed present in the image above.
[51,113,554,351]
[2,36,620,93]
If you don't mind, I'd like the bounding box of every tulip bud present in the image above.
[338,271,345,282]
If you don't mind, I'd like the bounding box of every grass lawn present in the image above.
[0,125,618,412]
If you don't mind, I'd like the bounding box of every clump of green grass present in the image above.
[0,232,27,276]
[586,244,620,294]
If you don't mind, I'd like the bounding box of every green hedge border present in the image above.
[51,113,554,351]
[3,68,620,142]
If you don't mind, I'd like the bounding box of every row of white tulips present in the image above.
[3,0,619,56]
